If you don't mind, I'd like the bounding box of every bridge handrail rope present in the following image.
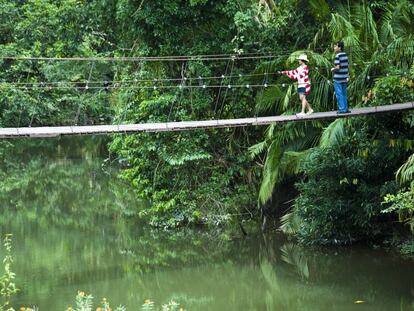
[0,67,410,90]
[0,72,409,91]
[0,57,408,86]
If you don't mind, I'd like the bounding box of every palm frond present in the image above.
[379,5,396,42]
[258,125,319,205]
[319,118,346,148]
[280,211,300,235]
[280,243,310,279]
[396,153,414,185]
[258,140,283,204]
[281,85,294,111]
[329,13,360,46]
[380,0,414,39]
[328,12,362,61]
[309,71,333,111]
[384,36,414,69]
[283,149,313,176]
[310,25,328,50]
[284,125,321,151]
[308,52,332,69]
[256,85,284,114]
[353,1,380,49]
[265,123,277,140]
[348,56,378,104]
[248,140,268,158]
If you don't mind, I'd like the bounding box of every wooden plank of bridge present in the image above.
[0,102,413,138]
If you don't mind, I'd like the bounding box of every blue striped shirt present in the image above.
[334,52,349,83]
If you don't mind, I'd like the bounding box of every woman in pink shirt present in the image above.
[281,54,313,116]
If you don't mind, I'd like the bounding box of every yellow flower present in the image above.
[78,291,85,297]
[354,300,365,304]
[96,308,102,311]
[67,307,73,311]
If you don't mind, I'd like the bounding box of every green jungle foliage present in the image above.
[249,0,414,245]
[252,0,414,205]
[281,68,414,245]
[0,0,115,127]
[0,0,412,245]
[288,124,410,244]
[107,0,319,227]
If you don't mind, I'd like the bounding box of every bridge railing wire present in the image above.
[0,71,410,91]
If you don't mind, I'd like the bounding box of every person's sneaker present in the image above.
[296,112,306,117]
[306,109,314,115]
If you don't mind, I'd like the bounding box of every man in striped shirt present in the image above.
[331,41,350,113]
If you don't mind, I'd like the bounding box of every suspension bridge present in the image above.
[0,102,412,138]
[0,52,413,139]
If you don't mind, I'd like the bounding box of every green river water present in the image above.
[0,137,413,311]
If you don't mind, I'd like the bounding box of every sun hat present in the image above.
[296,54,309,62]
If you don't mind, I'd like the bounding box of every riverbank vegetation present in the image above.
[0,235,186,310]
[0,0,412,249]
[0,235,18,311]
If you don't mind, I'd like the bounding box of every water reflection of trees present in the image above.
[1,138,413,310]
[3,220,414,310]
[0,137,140,229]
[6,220,260,310]
[258,235,414,311]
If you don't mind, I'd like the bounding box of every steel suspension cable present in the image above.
[0,43,412,63]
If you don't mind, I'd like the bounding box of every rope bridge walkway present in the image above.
[0,102,412,139]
